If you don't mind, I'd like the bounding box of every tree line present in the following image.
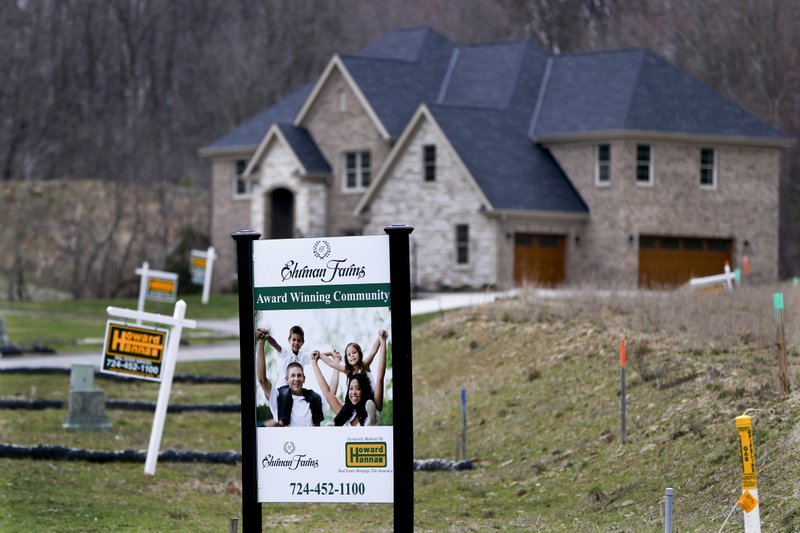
[1,0,798,299]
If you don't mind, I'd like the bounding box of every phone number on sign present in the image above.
[289,482,365,496]
[106,358,158,375]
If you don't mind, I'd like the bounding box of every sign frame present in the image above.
[232,225,414,532]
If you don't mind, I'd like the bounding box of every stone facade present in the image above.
[548,139,781,285]
[250,136,327,239]
[364,118,498,290]
[300,68,393,236]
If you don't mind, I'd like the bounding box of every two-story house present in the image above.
[199,27,789,291]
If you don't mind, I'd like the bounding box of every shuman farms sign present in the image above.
[232,226,415,532]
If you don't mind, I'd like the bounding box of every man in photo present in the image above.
[256,328,323,426]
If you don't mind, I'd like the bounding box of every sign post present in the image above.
[103,301,197,475]
[736,415,761,532]
[135,262,179,324]
[386,224,414,531]
[232,230,262,532]
[190,247,217,305]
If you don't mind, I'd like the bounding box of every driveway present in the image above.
[0,291,515,369]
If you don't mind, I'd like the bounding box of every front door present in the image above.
[268,188,294,239]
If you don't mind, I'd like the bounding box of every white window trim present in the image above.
[635,144,654,187]
[341,150,371,193]
[700,148,717,190]
[232,159,253,199]
[595,144,611,187]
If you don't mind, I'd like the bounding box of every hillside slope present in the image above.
[410,287,800,531]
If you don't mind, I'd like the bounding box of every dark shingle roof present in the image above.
[204,27,787,214]
[430,105,588,213]
[531,49,786,139]
[276,124,330,174]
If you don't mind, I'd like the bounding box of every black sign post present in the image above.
[232,229,262,532]
[385,224,414,531]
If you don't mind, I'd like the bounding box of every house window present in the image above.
[423,145,436,182]
[636,144,652,185]
[455,224,469,264]
[596,144,610,186]
[343,151,371,191]
[234,159,252,196]
[700,148,716,188]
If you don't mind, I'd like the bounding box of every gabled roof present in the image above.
[203,27,790,215]
[531,48,788,142]
[243,123,330,178]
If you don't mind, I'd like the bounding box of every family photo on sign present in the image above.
[255,325,389,427]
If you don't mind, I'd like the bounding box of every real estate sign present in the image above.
[100,321,169,381]
[253,235,393,503]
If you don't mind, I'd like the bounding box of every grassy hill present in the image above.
[2,286,800,531]
[411,286,800,531]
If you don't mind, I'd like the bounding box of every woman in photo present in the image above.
[312,329,388,425]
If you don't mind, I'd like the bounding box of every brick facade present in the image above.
[548,139,780,285]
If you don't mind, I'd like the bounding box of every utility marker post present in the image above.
[461,387,467,460]
[620,338,627,443]
[773,293,791,394]
[664,487,674,533]
[736,415,761,532]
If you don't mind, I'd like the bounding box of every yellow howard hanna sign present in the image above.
[101,321,168,381]
[345,442,387,468]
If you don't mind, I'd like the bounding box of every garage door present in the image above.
[514,233,565,286]
[638,236,732,288]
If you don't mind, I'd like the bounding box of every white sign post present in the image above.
[689,263,740,291]
[106,300,197,475]
[135,262,180,324]
[190,247,217,305]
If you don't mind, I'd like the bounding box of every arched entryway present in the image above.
[266,188,295,239]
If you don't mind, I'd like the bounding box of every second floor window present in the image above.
[344,151,371,191]
[596,144,610,185]
[423,144,436,182]
[234,159,252,196]
[636,144,652,185]
[700,148,716,187]
[455,224,469,264]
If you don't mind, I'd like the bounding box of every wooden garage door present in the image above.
[638,236,732,288]
[514,233,565,286]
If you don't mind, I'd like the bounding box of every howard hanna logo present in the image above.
[345,442,387,468]
[262,442,319,470]
[280,240,366,283]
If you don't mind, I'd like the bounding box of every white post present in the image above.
[724,262,733,291]
[144,300,187,475]
[136,262,149,325]
[201,246,216,305]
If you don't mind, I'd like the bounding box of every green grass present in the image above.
[3,288,800,530]
[0,294,239,352]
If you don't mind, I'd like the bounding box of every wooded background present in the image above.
[1,0,798,299]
